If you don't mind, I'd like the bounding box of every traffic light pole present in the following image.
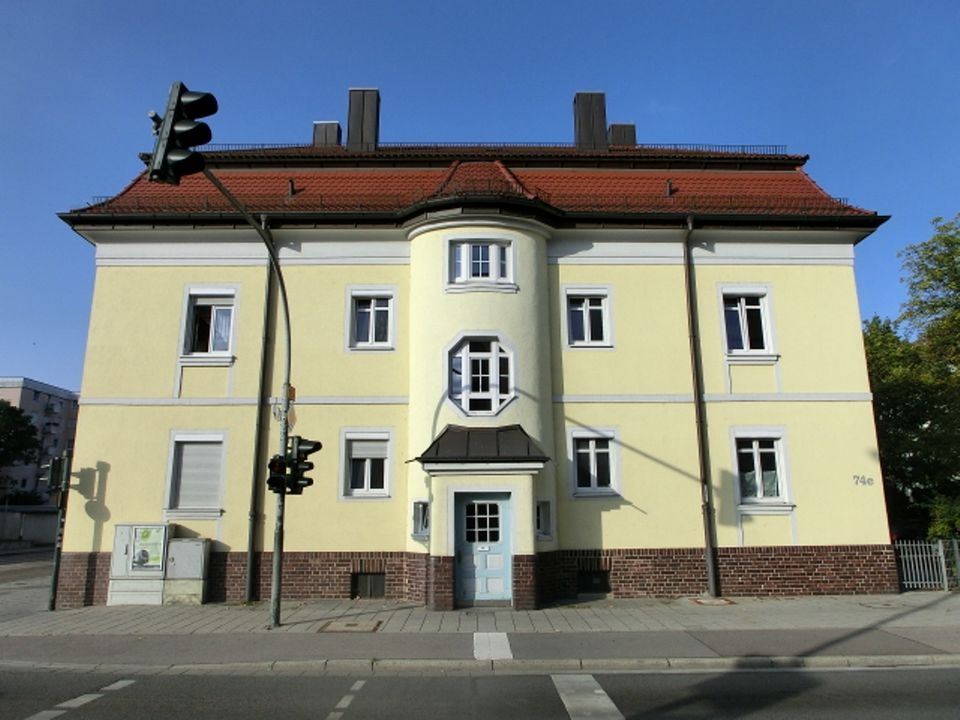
[48,450,72,611]
[201,168,292,628]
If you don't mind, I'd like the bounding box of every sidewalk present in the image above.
[2,591,960,675]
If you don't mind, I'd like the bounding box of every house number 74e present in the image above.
[853,475,875,486]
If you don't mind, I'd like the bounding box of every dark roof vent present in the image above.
[313,121,342,147]
[608,123,636,146]
[347,88,380,152]
[574,92,608,151]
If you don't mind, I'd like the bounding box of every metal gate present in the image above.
[895,539,960,591]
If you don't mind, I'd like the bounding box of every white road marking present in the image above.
[101,679,136,691]
[552,674,625,720]
[325,679,367,719]
[55,694,103,709]
[23,712,66,720]
[473,632,513,659]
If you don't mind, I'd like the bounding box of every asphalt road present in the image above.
[0,550,51,623]
[3,668,960,720]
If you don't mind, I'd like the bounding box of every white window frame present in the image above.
[446,238,517,293]
[180,287,237,363]
[447,335,515,416]
[346,286,397,351]
[731,426,793,510]
[719,284,777,362]
[564,286,613,348]
[164,431,226,520]
[411,500,430,539]
[339,428,393,499]
[536,499,553,539]
[568,427,620,497]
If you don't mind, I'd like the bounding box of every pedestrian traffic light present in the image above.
[148,81,218,185]
[267,454,288,494]
[287,435,321,495]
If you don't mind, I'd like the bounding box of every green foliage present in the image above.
[864,213,960,536]
[928,495,960,540]
[0,399,41,469]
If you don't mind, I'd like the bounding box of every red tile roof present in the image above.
[64,148,880,223]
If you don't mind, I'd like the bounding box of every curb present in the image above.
[2,654,959,676]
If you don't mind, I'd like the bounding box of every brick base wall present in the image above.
[537,545,899,600]
[56,552,111,608]
[56,544,900,609]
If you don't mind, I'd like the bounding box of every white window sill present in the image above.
[411,532,430,540]
[163,508,224,520]
[568,342,614,350]
[445,282,519,294]
[738,502,795,515]
[179,354,235,367]
[342,492,391,500]
[726,352,780,365]
[573,489,620,499]
[348,344,395,352]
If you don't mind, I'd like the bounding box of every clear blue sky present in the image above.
[1,0,957,391]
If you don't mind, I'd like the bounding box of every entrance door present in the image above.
[454,493,512,605]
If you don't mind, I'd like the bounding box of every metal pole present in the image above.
[48,450,72,611]
[202,169,292,627]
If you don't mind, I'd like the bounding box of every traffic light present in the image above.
[287,435,321,495]
[148,81,218,185]
[267,454,288,494]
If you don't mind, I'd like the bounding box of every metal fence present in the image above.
[895,539,960,591]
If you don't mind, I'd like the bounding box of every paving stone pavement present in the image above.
[1,591,958,636]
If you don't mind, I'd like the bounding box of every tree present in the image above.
[863,213,960,537]
[0,399,41,469]
[899,213,960,370]
[863,317,960,535]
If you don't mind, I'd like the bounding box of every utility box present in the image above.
[163,538,210,605]
[107,524,169,606]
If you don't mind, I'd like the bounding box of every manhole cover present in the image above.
[691,597,735,606]
[319,620,382,633]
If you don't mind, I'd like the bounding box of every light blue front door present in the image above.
[454,493,512,605]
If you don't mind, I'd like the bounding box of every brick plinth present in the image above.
[512,554,537,610]
[55,552,111,608]
[54,544,900,608]
[427,555,454,610]
[538,545,899,600]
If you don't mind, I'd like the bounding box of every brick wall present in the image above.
[56,552,110,608]
[55,544,900,608]
[427,555,454,610]
[512,554,537,610]
[538,545,898,600]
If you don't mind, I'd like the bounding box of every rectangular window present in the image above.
[570,429,618,495]
[342,432,391,497]
[567,293,609,346]
[449,241,513,287]
[536,500,552,538]
[736,437,783,501]
[184,293,234,355]
[169,439,223,511]
[346,287,396,351]
[412,501,430,538]
[723,294,768,353]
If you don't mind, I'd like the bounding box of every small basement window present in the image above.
[351,572,385,599]
[577,570,611,596]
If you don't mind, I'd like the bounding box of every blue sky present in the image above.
[1,0,957,391]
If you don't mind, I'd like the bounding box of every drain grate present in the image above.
[319,619,382,632]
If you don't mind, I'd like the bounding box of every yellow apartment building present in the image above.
[56,90,897,609]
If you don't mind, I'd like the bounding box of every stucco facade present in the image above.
[56,91,896,608]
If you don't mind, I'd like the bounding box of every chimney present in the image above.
[313,121,342,147]
[574,92,608,151]
[607,123,636,146]
[347,88,380,152]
